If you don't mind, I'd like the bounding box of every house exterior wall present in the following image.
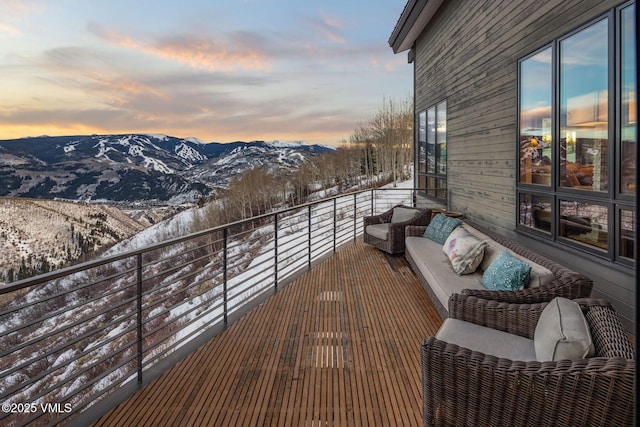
[412,0,636,330]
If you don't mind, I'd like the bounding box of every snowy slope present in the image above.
[0,198,145,284]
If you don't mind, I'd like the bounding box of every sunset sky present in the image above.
[0,0,412,146]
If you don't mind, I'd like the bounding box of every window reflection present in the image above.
[426,107,436,174]
[418,111,426,173]
[620,4,636,195]
[560,19,609,192]
[437,178,447,200]
[419,175,427,191]
[437,100,447,175]
[559,200,608,250]
[619,209,635,260]
[519,193,552,233]
[519,48,552,185]
[427,177,436,197]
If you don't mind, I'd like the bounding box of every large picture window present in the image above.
[417,100,447,201]
[517,3,636,265]
[560,19,609,192]
[519,47,552,186]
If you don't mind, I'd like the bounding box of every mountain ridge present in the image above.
[0,134,334,204]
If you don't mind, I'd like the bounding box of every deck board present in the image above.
[93,240,442,426]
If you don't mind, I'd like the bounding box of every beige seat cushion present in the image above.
[436,318,537,361]
[366,224,389,241]
[534,297,595,362]
[405,236,485,310]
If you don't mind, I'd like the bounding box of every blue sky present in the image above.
[0,0,411,145]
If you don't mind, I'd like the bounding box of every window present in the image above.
[560,19,609,192]
[620,4,636,196]
[519,47,552,186]
[417,100,447,201]
[517,3,636,265]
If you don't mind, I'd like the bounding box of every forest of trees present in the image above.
[196,96,414,229]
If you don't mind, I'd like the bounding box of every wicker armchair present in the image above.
[363,205,431,254]
[422,295,636,427]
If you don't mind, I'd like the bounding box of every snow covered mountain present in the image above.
[0,134,334,204]
[0,197,146,284]
[186,140,332,187]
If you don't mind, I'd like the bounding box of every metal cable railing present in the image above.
[0,187,418,426]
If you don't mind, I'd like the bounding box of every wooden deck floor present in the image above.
[93,240,443,426]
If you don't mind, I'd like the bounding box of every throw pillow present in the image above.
[481,250,531,290]
[391,207,418,224]
[534,297,595,362]
[442,227,488,275]
[423,213,462,244]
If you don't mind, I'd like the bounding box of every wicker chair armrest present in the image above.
[421,337,636,427]
[575,299,637,359]
[405,225,427,237]
[447,294,546,339]
[461,275,593,305]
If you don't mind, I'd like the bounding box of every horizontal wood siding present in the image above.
[413,0,635,331]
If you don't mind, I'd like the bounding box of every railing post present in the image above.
[371,189,374,215]
[274,213,278,292]
[333,198,337,253]
[308,205,312,270]
[223,228,228,327]
[136,253,143,384]
[353,193,357,242]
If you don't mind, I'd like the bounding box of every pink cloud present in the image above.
[310,14,346,44]
[88,23,270,72]
[0,23,21,36]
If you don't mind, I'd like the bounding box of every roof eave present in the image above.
[388,0,446,54]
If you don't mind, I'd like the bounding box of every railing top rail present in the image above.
[0,186,414,295]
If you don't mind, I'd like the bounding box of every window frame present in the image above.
[416,99,447,202]
[516,3,636,267]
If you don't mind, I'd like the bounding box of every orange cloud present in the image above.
[0,23,21,36]
[89,23,270,72]
[150,37,270,72]
[95,76,165,97]
[311,14,346,44]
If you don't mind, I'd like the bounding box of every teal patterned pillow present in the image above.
[423,213,462,244]
[482,250,531,290]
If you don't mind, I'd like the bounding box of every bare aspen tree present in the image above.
[347,95,413,187]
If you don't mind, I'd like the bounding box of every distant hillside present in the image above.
[0,198,146,284]
[0,134,334,204]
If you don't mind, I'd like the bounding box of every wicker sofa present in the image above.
[422,295,636,426]
[405,219,593,318]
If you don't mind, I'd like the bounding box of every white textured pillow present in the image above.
[391,207,418,223]
[534,297,595,362]
[442,226,488,275]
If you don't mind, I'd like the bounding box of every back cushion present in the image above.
[463,224,554,288]
[391,207,418,223]
[534,297,595,362]
[424,214,462,244]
